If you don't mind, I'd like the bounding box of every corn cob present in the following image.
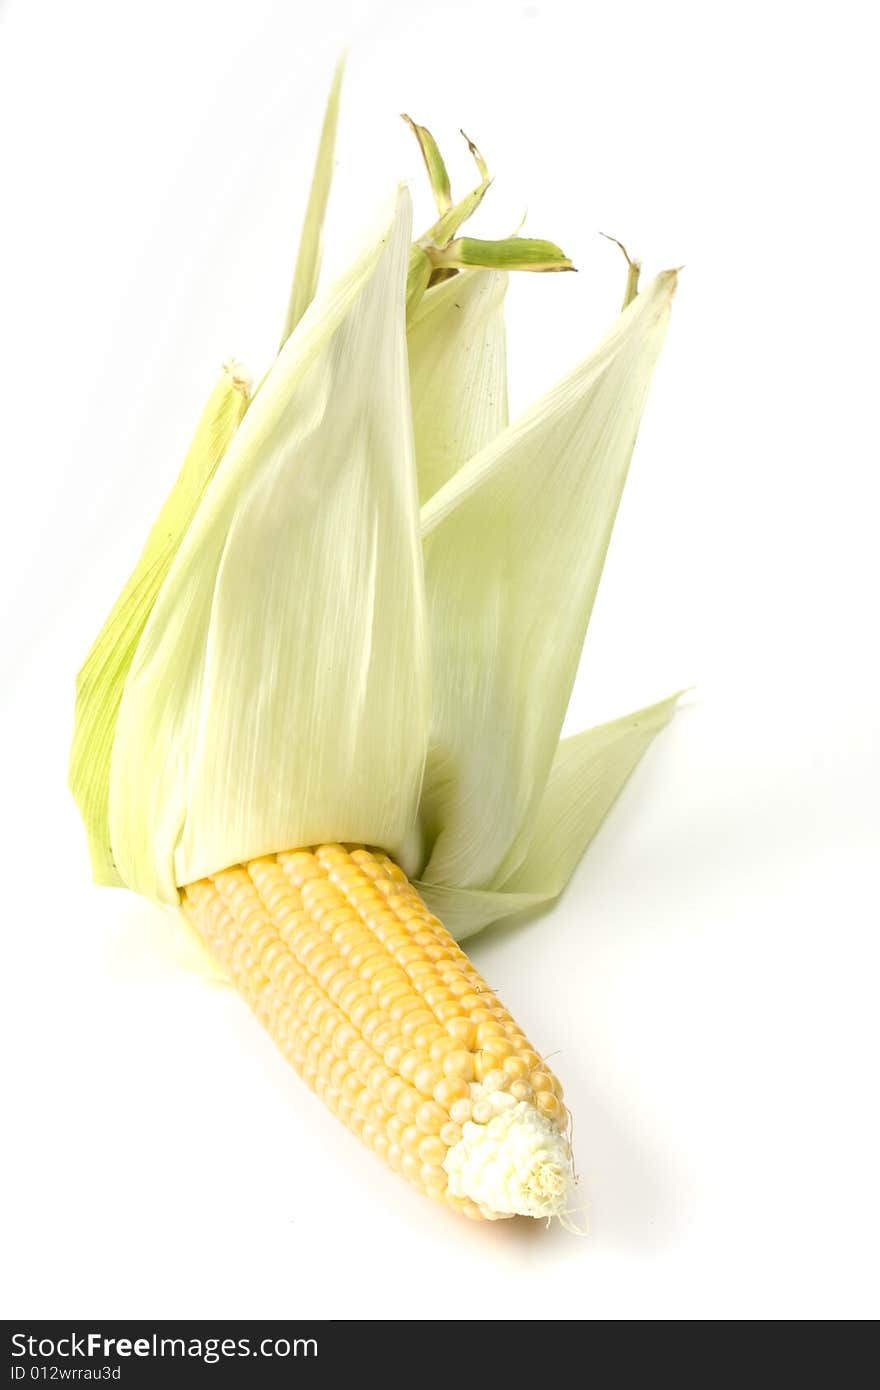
[182,844,572,1221]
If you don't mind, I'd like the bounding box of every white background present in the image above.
[1,0,878,1321]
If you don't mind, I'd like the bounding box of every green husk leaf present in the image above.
[69,363,251,886]
[459,128,489,183]
[417,270,678,889]
[405,136,493,317]
[109,189,430,902]
[402,114,452,214]
[499,691,683,892]
[430,236,574,273]
[280,54,346,347]
[416,691,682,938]
[406,246,433,318]
[424,180,491,248]
[407,269,508,504]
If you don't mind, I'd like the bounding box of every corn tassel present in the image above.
[182,844,573,1221]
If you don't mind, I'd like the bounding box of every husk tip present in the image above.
[222,358,252,396]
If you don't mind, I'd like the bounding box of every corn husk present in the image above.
[69,363,250,885]
[417,270,678,890]
[108,190,429,902]
[280,54,346,345]
[416,691,682,937]
[407,268,508,504]
[71,70,682,944]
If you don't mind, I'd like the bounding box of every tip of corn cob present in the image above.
[443,1088,574,1220]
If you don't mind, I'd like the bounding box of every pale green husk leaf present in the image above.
[69,364,250,886]
[407,268,508,505]
[280,55,346,347]
[416,690,681,937]
[109,189,430,902]
[417,271,678,890]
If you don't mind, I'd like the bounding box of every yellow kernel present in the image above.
[472,1100,493,1125]
[387,1115,404,1142]
[503,1056,529,1080]
[413,1023,445,1049]
[439,1121,462,1148]
[473,1051,492,1081]
[423,986,453,1008]
[442,1051,475,1082]
[481,1068,508,1094]
[387,1143,403,1172]
[381,934,409,958]
[415,1101,446,1134]
[379,982,412,1011]
[449,1098,473,1125]
[401,1123,422,1153]
[390,996,424,1024]
[433,1076,469,1110]
[435,1000,465,1023]
[307,996,332,1028]
[424,943,454,963]
[367,1021,395,1050]
[428,1036,459,1063]
[317,958,346,989]
[458,993,485,1013]
[399,1051,429,1083]
[445,1018,477,1048]
[400,1010,435,1037]
[341,1073,361,1103]
[395,945,424,966]
[535,1091,563,1123]
[381,1077,405,1111]
[354,1087,375,1117]
[509,1080,533,1103]
[420,1163,449,1194]
[396,1089,421,1123]
[476,1021,506,1043]
[406,960,437,980]
[367,964,399,992]
[332,1022,358,1054]
[400,1152,422,1184]
[417,1134,447,1166]
[413,1062,442,1098]
[530,1069,555,1094]
[346,992,373,1025]
[460,1200,485,1221]
[361,956,394,981]
[444,976,473,997]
